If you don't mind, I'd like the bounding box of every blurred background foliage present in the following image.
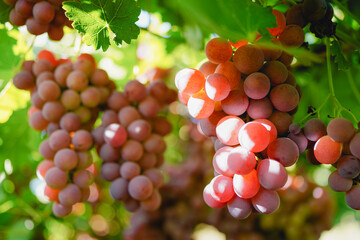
[0,0,360,239]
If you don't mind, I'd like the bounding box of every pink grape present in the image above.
[238,122,270,152]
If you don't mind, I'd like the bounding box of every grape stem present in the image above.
[333,0,360,26]
[346,70,360,105]
[325,37,358,123]
[298,94,330,124]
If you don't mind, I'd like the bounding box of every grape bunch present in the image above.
[94,79,177,212]
[4,0,72,41]
[290,117,360,210]
[124,122,334,240]
[174,8,305,218]
[13,50,114,217]
[285,0,335,38]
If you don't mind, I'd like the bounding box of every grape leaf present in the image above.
[63,0,141,51]
[330,38,350,70]
[0,1,11,24]
[0,28,21,92]
[178,0,276,42]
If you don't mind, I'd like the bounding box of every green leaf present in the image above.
[0,27,21,91]
[0,1,11,24]
[63,0,141,51]
[330,38,350,70]
[178,0,276,42]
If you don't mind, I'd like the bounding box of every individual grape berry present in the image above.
[204,73,230,101]
[205,38,233,64]
[336,155,360,179]
[15,0,33,18]
[286,4,308,28]
[221,89,249,116]
[32,59,53,76]
[138,153,157,169]
[267,138,299,167]
[58,184,82,206]
[227,196,252,219]
[187,90,215,119]
[270,84,299,112]
[44,185,60,202]
[141,189,162,211]
[215,61,242,90]
[33,1,55,24]
[77,151,93,169]
[238,122,270,153]
[124,80,147,102]
[128,175,154,201]
[288,132,308,153]
[101,110,119,126]
[175,68,205,94]
[144,134,166,154]
[38,81,61,101]
[99,143,119,162]
[45,167,68,189]
[120,162,141,180]
[143,168,164,188]
[216,116,245,146]
[203,184,226,209]
[345,185,360,210]
[278,51,294,66]
[73,170,94,188]
[209,175,235,203]
[262,61,288,86]
[91,69,110,86]
[212,146,234,177]
[13,71,35,90]
[9,9,26,26]
[233,169,260,199]
[251,188,280,214]
[39,140,56,160]
[107,91,129,111]
[49,129,71,151]
[350,133,360,159]
[254,118,278,143]
[269,111,292,136]
[199,111,227,137]
[151,117,172,137]
[121,140,144,161]
[257,159,288,190]
[247,97,274,119]
[303,118,327,142]
[104,123,127,147]
[327,118,356,143]
[36,160,55,180]
[328,170,353,192]
[72,130,93,151]
[36,71,55,85]
[52,203,72,217]
[73,58,95,77]
[278,25,305,47]
[127,119,151,142]
[54,148,78,171]
[55,64,73,87]
[227,146,256,175]
[233,45,264,74]
[314,135,342,164]
[26,17,49,36]
[80,86,101,108]
[66,70,88,92]
[60,112,81,132]
[138,96,160,118]
[301,0,327,22]
[244,72,270,99]
[199,61,218,78]
[100,163,120,182]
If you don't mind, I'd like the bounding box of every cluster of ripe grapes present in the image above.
[175,7,306,218]
[291,117,360,210]
[93,79,177,212]
[13,50,114,217]
[124,122,334,240]
[4,0,72,40]
[286,0,335,38]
